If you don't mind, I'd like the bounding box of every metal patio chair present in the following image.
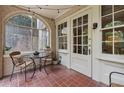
[9,51,36,81]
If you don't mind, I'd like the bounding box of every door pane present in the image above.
[73,28,77,36]
[73,19,77,27]
[83,14,88,24]
[78,36,82,44]
[78,46,82,54]
[73,37,77,44]
[78,27,82,35]
[73,46,77,53]
[83,46,88,55]
[78,17,82,25]
[83,36,88,45]
[83,25,88,35]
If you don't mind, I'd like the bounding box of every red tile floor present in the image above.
[0,65,107,87]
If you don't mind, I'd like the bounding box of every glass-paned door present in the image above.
[71,9,92,77]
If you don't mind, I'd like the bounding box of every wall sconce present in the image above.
[93,23,98,29]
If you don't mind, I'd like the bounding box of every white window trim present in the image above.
[99,5,124,63]
[4,14,50,55]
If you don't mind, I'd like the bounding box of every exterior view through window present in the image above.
[101,5,124,55]
[5,14,50,54]
[58,22,67,50]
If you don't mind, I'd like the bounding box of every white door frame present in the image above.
[70,8,93,77]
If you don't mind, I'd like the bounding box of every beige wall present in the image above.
[0,9,3,78]
[0,5,56,76]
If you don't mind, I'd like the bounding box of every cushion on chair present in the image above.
[19,61,33,68]
[13,55,24,66]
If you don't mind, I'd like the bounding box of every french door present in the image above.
[70,9,92,77]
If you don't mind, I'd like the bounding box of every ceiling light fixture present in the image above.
[21,5,75,14]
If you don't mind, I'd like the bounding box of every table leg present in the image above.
[31,59,36,79]
[43,60,48,75]
[39,58,42,71]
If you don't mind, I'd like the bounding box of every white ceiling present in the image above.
[19,5,74,19]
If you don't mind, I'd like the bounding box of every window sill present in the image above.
[58,50,69,54]
[3,51,45,57]
[97,54,124,65]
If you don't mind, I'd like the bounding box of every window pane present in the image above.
[58,25,60,30]
[32,18,37,28]
[64,22,67,27]
[5,24,32,54]
[102,15,112,28]
[61,24,63,29]
[83,25,88,35]
[83,14,88,24]
[63,36,67,42]
[9,15,32,27]
[58,30,61,36]
[83,46,88,55]
[78,27,82,35]
[114,11,124,26]
[59,43,62,49]
[102,42,113,54]
[64,43,67,49]
[32,29,39,50]
[78,17,82,25]
[101,5,112,16]
[78,46,82,54]
[59,37,63,42]
[114,42,124,54]
[114,5,124,12]
[102,29,113,41]
[78,36,82,44]
[114,27,124,42]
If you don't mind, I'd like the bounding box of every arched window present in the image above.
[5,14,50,54]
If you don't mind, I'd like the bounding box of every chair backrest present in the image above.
[45,48,53,59]
[9,51,24,66]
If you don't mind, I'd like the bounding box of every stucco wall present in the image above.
[0,5,56,76]
[0,9,3,78]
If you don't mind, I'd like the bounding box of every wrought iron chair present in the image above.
[9,51,36,81]
[44,48,53,65]
[41,48,53,74]
[109,71,124,87]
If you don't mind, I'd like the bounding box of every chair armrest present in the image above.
[109,71,124,87]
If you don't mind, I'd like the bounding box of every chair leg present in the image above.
[39,58,42,71]
[10,66,15,81]
[25,66,27,82]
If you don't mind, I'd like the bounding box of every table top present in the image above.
[23,53,48,59]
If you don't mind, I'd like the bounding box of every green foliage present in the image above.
[9,15,32,27]
[4,46,12,51]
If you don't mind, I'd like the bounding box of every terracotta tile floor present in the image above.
[0,65,107,87]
